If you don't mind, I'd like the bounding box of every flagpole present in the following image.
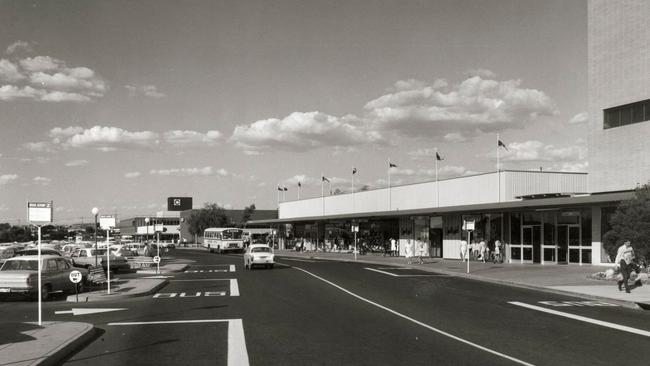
[277,184,280,206]
[387,158,391,211]
[435,148,439,208]
[321,173,324,215]
[352,168,355,213]
[497,133,501,203]
[298,184,301,200]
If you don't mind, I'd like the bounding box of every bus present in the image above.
[203,228,244,253]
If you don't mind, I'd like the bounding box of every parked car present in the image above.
[243,244,275,269]
[0,255,88,300]
[0,244,22,264]
[13,248,63,257]
[69,248,130,272]
[112,247,138,259]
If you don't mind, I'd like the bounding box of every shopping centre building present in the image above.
[251,1,650,266]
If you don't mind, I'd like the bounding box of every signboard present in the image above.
[351,225,359,232]
[167,197,192,211]
[153,256,161,264]
[99,215,116,230]
[462,220,475,231]
[69,270,83,284]
[27,201,53,223]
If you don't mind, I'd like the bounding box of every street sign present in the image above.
[351,225,359,232]
[69,270,83,283]
[27,201,53,223]
[462,220,475,231]
[99,215,116,230]
[153,256,161,264]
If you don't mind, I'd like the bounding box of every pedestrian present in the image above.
[405,239,413,264]
[460,240,468,262]
[390,237,397,256]
[493,240,502,263]
[471,240,479,260]
[615,240,635,293]
[480,240,488,263]
[416,238,425,264]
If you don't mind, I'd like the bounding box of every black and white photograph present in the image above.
[1,0,650,365]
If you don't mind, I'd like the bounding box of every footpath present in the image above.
[0,260,189,365]
[276,250,650,310]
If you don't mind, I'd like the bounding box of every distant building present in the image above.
[179,209,278,243]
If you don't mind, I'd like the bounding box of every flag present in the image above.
[352,167,357,175]
[389,162,397,168]
[322,176,330,183]
[283,187,288,191]
[498,139,508,151]
[298,181,301,187]
[277,186,282,191]
[436,152,443,161]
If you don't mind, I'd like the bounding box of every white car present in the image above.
[244,244,275,270]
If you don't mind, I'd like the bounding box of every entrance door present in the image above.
[557,224,580,264]
[522,225,541,263]
[429,228,442,258]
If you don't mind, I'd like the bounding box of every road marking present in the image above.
[289,265,534,366]
[364,267,399,276]
[538,300,619,307]
[108,318,250,366]
[142,275,175,279]
[171,279,234,282]
[153,292,226,298]
[55,308,127,316]
[278,257,317,263]
[364,267,447,278]
[509,302,650,337]
[230,278,240,296]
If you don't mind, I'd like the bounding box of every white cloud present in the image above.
[19,56,63,72]
[149,166,229,177]
[163,130,222,145]
[0,59,24,82]
[124,171,141,178]
[364,75,556,138]
[230,111,383,152]
[499,140,586,162]
[6,41,32,55]
[0,85,42,101]
[444,132,467,143]
[62,126,158,150]
[65,159,88,167]
[464,68,497,79]
[125,84,165,98]
[22,141,54,152]
[568,112,588,124]
[0,174,18,185]
[33,176,52,185]
[0,203,8,211]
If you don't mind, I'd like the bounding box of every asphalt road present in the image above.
[2,249,650,365]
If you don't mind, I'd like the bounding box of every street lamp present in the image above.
[145,217,150,243]
[91,207,99,267]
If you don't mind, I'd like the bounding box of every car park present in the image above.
[0,255,88,300]
[243,244,275,269]
[13,248,63,257]
[70,248,130,272]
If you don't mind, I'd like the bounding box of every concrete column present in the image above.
[591,206,602,265]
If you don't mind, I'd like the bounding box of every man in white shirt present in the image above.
[615,240,634,293]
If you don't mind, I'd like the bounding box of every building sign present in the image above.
[27,201,53,223]
[167,197,192,211]
[99,215,116,230]
[462,220,475,231]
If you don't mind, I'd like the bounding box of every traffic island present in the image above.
[67,278,169,302]
[0,321,94,366]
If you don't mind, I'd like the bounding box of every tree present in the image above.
[360,185,371,191]
[603,184,650,261]
[241,204,256,225]
[187,202,229,237]
[333,188,343,195]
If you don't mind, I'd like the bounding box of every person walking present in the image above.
[615,240,635,293]
[416,238,425,264]
[478,239,486,263]
[460,240,468,262]
[390,237,397,256]
[405,239,414,264]
[493,240,502,263]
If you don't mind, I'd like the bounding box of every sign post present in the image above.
[462,219,475,274]
[28,201,53,326]
[69,270,82,303]
[99,215,116,294]
[351,223,359,261]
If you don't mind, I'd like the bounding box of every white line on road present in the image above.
[170,279,233,282]
[289,265,535,366]
[508,301,650,337]
[364,267,399,276]
[230,279,240,296]
[278,257,317,263]
[108,318,250,366]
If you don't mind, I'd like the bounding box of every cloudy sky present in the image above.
[0,0,587,224]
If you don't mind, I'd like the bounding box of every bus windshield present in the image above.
[222,230,242,240]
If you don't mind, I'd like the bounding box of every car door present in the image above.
[56,258,75,292]
[45,259,60,291]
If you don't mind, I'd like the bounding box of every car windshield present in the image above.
[1,260,38,271]
[251,247,271,253]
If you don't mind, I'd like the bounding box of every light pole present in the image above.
[145,217,150,243]
[92,207,99,267]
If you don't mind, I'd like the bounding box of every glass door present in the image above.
[522,225,541,263]
[568,225,581,264]
[557,225,568,264]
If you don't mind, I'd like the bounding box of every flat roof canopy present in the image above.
[248,191,632,225]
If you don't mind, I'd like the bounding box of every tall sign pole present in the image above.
[28,201,53,326]
[100,215,116,294]
[463,219,475,274]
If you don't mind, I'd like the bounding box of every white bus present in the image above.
[203,228,244,253]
